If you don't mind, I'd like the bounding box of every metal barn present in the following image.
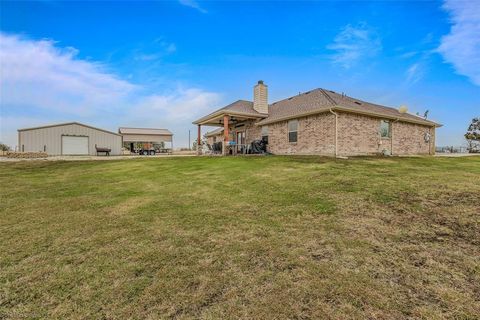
[18,122,122,156]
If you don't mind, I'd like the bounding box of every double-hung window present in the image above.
[380,120,391,138]
[288,120,298,143]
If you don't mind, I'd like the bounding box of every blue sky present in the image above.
[0,0,479,148]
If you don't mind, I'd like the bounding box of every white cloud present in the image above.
[405,63,421,84]
[0,33,137,116]
[437,0,480,86]
[128,88,220,125]
[178,0,207,14]
[404,62,427,86]
[327,23,382,69]
[0,33,221,148]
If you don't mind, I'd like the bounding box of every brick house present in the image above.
[194,81,441,156]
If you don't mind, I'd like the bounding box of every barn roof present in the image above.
[17,122,122,136]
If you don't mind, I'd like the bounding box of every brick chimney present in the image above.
[253,80,268,114]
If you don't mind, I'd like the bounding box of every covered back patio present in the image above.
[192,101,267,155]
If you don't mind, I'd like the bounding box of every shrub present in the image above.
[0,143,11,151]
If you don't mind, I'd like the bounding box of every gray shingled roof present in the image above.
[195,88,441,127]
[329,90,439,126]
[221,100,258,114]
[193,100,267,124]
[257,88,440,126]
[257,89,334,125]
[118,127,173,135]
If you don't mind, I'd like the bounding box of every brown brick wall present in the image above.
[244,120,262,144]
[337,112,390,156]
[205,112,435,156]
[336,112,434,156]
[392,121,435,155]
[265,111,435,156]
[267,113,336,155]
[338,113,435,156]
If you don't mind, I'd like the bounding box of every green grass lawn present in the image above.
[1,156,479,319]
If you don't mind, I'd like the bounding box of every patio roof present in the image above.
[205,127,224,137]
[192,100,268,126]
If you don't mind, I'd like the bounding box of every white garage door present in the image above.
[62,136,89,155]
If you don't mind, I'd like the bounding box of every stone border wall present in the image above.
[5,152,48,159]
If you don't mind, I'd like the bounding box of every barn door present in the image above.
[62,136,89,155]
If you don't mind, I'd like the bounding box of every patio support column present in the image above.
[197,124,202,155]
[223,115,229,155]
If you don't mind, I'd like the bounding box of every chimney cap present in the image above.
[257,80,264,85]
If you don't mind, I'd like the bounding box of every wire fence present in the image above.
[436,146,469,153]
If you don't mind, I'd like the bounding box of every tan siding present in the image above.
[19,124,122,156]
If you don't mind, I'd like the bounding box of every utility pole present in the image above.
[188,129,191,150]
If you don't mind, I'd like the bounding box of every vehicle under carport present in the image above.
[119,127,173,155]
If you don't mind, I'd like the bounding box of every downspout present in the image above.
[391,118,399,156]
[329,108,338,157]
[428,126,435,156]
